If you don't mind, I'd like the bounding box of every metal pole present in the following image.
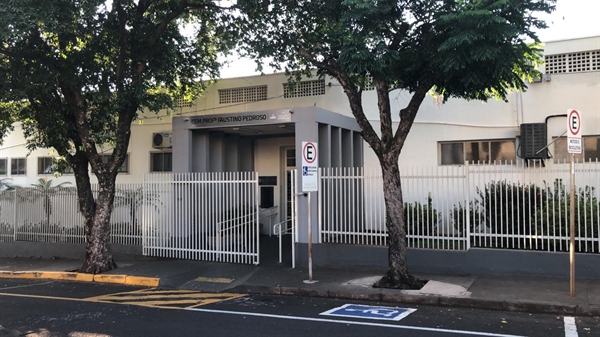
[308,191,313,282]
[569,153,576,297]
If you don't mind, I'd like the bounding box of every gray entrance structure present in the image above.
[172,107,363,265]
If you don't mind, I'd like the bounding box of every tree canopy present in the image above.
[0,0,238,272]
[238,0,555,288]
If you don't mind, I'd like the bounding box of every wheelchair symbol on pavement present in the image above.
[320,304,416,321]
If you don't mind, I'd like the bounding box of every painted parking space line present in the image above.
[86,288,245,309]
[564,317,578,337]
[320,303,416,321]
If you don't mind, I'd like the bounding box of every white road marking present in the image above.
[564,317,578,337]
[187,307,524,337]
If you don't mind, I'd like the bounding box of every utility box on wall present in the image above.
[520,123,548,160]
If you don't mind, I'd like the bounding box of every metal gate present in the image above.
[142,172,260,264]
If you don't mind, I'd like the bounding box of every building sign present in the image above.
[301,141,318,192]
[567,109,582,154]
[320,304,416,321]
[188,110,292,128]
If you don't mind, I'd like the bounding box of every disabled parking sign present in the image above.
[320,304,416,321]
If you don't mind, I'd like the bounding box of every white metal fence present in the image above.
[319,161,600,253]
[0,183,144,246]
[142,172,260,264]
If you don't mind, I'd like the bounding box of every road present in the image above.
[0,279,598,337]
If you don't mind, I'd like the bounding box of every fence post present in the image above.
[464,162,471,250]
[13,190,17,242]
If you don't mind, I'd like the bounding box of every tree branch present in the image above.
[298,46,383,155]
[389,22,410,50]
[390,83,431,156]
[116,0,128,92]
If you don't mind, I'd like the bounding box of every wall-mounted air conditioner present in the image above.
[520,123,548,159]
[152,132,172,149]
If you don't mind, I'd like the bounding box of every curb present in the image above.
[232,285,600,317]
[0,270,159,287]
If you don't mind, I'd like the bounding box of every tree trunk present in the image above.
[79,180,118,273]
[374,153,424,290]
[71,153,117,274]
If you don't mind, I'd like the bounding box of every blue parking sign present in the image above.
[320,304,416,321]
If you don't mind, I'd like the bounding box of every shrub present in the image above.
[404,194,439,236]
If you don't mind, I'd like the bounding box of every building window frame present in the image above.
[10,158,27,175]
[0,158,7,176]
[553,135,600,163]
[439,139,517,165]
[150,151,173,172]
[100,154,130,173]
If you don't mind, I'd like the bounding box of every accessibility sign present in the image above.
[301,141,318,192]
[320,304,416,321]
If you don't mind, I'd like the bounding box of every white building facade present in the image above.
[1,36,599,277]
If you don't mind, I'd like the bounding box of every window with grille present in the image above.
[553,136,600,163]
[545,50,600,74]
[283,80,326,98]
[150,152,172,172]
[440,139,516,165]
[100,154,129,173]
[218,85,268,104]
[0,158,6,175]
[11,158,26,175]
[174,97,193,108]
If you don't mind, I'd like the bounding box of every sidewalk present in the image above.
[0,256,598,316]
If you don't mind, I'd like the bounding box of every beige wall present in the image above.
[1,36,599,185]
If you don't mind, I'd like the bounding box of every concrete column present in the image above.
[353,131,364,167]
[209,132,225,172]
[318,124,331,168]
[224,134,239,172]
[342,129,353,167]
[331,127,341,167]
[192,131,210,172]
[173,129,193,173]
[294,119,319,244]
[238,137,254,171]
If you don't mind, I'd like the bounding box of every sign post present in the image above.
[567,109,581,297]
[301,142,318,283]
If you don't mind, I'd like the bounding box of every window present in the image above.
[283,80,326,98]
[440,139,516,165]
[150,152,172,172]
[11,158,26,175]
[0,158,6,175]
[100,154,129,173]
[38,157,53,174]
[38,157,73,174]
[218,85,268,104]
[174,97,193,108]
[553,136,600,163]
[545,50,600,74]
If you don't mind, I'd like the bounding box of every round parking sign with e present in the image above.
[568,109,581,138]
[303,142,317,164]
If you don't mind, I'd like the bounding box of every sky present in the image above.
[218,0,600,79]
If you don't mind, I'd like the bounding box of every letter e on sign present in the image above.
[567,109,581,139]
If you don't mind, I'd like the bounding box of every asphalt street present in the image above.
[0,279,598,337]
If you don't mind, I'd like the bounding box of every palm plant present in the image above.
[113,186,162,232]
[30,178,72,226]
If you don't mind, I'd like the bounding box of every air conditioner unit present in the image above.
[152,132,172,149]
[520,123,548,159]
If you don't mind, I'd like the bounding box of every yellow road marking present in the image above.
[194,277,234,284]
[86,288,246,309]
[0,288,245,310]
